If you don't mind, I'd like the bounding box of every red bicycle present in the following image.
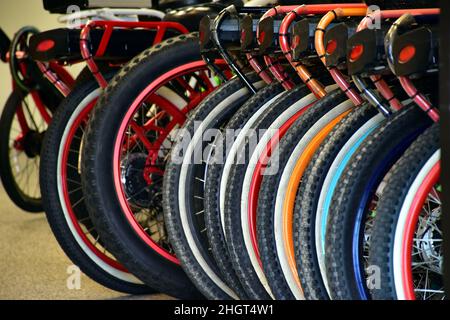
[35,0,230,295]
[0,26,73,212]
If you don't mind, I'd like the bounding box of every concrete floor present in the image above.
[0,183,171,300]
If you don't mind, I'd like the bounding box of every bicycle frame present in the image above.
[11,16,189,157]
[2,28,74,139]
[33,19,189,97]
[79,20,189,88]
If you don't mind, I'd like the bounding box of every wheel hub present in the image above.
[121,153,163,208]
[15,130,44,158]
[415,208,443,275]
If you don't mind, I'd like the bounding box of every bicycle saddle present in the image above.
[162,0,244,32]
[158,0,212,11]
[363,0,439,9]
[42,0,215,13]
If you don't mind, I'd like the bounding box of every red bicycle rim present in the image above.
[61,98,127,271]
[248,103,313,263]
[113,60,224,264]
[402,161,440,300]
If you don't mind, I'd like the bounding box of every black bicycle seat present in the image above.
[363,0,438,9]
[163,0,243,32]
[158,0,211,11]
[42,0,219,13]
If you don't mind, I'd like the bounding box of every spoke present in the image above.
[83,225,96,233]
[22,97,40,131]
[130,139,146,154]
[126,185,150,202]
[66,178,82,186]
[146,94,186,124]
[79,124,85,136]
[415,289,444,293]
[129,120,154,151]
[92,235,101,247]
[78,217,91,223]
[67,163,80,171]
[32,158,40,198]
[413,238,443,243]
[176,77,196,95]
[25,158,30,196]
[68,186,83,195]
[198,70,215,90]
[428,188,441,205]
[72,196,85,208]
[412,259,442,267]
[424,269,429,300]
[69,148,81,155]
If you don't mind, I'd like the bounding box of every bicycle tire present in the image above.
[325,105,432,300]
[163,73,267,299]
[81,33,209,299]
[40,73,153,294]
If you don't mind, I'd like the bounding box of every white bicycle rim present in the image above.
[219,91,286,235]
[220,85,337,238]
[58,88,142,283]
[314,113,384,295]
[238,91,327,298]
[178,81,264,299]
[57,84,185,284]
[274,99,353,299]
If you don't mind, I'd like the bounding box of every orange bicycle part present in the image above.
[282,109,352,280]
[276,4,367,98]
[258,4,366,91]
[315,7,367,106]
[315,7,368,65]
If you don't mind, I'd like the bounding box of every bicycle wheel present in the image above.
[164,79,276,300]
[253,91,352,299]
[293,104,378,299]
[40,72,153,294]
[314,112,385,294]
[82,33,223,299]
[205,84,313,300]
[325,104,432,300]
[224,85,325,300]
[225,84,320,300]
[0,90,51,212]
[369,124,443,300]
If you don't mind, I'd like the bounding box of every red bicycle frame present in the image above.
[5,48,74,147]
[79,20,189,89]
[36,20,189,99]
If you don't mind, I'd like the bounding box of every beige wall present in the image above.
[0,0,81,111]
